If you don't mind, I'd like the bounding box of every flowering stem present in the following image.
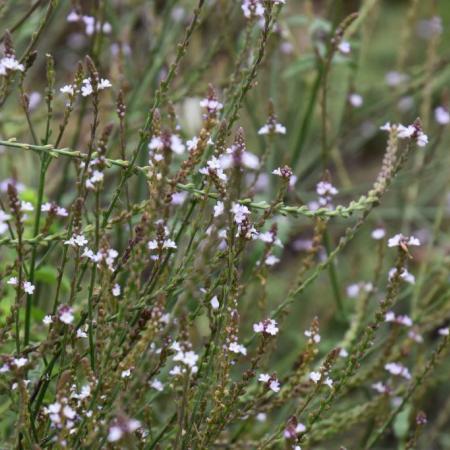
[24,153,50,346]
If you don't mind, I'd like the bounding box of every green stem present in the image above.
[24,153,50,346]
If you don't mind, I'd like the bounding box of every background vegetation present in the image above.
[0,0,450,449]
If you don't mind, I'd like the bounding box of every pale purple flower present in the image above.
[338,41,351,54]
[229,342,247,356]
[23,281,35,295]
[435,106,450,125]
[385,362,411,380]
[58,305,74,325]
[253,319,279,336]
[371,228,386,240]
[349,93,363,108]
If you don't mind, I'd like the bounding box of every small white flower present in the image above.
[346,283,360,298]
[258,122,286,135]
[265,255,280,266]
[396,315,413,327]
[387,233,420,248]
[438,327,449,336]
[304,329,321,344]
[435,106,450,125]
[169,365,182,376]
[385,362,411,380]
[385,311,396,322]
[338,41,351,54]
[67,10,82,22]
[7,277,18,286]
[381,122,428,147]
[21,201,34,212]
[214,201,224,217]
[98,78,112,90]
[309,371,321,383]
[12,357,28,368]
[77,328,88,338]
[149,136,164,151]
[170,135,186,154]
[60,84,75,96]
[388,267,415,285]
[23,281,35,295]
[81,79,93,97]
[231,203,250,224]
[112,284,121,297]
[210,295,220,310]
[187,136,199,152]
[229,342,247,356]
[163,239,177,249]
[148,240,158,251]
[200,98,223,112]
[199,156,228,182]
[121,369,132,378]
[349,93,363,108]
[256,412,267,422]
[316,181,338,197]
[269,379,280,392]
[324,377,333,388]
[107,425,123,442]
[339,348,348,358]
[253,319,279,336]
[64,234,88,247]
[48,402,61,414]
[397,124,416,139]
[43,315,53,325]
[371,228,386,240]
[241,0,265,19]
[63,405,76,419]
[258,373,271,383]
[171,192,187,205]
[150,379,164,391]
[58,305,74,324]
[0,56,25,73]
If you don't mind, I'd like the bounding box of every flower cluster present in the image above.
[67,10,112,36]
[385,311,413,327]
[170,341,199,375]
[258,373,281,392]
[7,277,35,294]
[60,77,111,98]
[253,318,279,336]
[147,221,177,260]
[0,55,24,75]
[385,362,411,380]
[231,203,257,239]
[381,122,428,147]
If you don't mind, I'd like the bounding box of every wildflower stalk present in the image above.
[102,0,205,228]
[364,333,449,449]
[24,154,50,346]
